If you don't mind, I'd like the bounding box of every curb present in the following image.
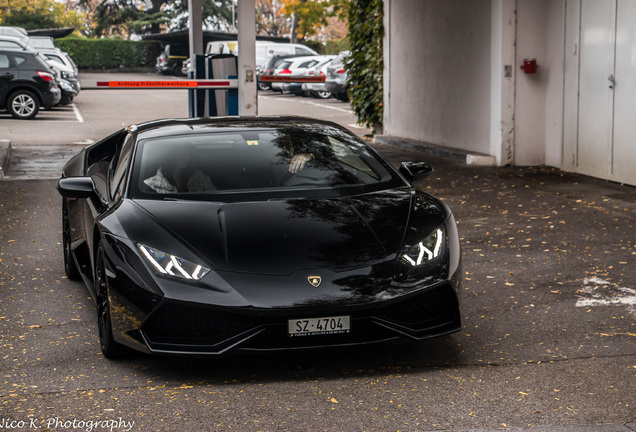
[374,134,496,166]
[0,139,10,177]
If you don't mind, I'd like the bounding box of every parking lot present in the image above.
[0,72,369,179]
[0,74,634,432]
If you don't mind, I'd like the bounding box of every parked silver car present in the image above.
[272,55,320,94]
[27,36,79,75]
[325,51,350,102]
[301,56,335,99]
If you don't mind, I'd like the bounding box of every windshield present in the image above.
[130,126,403,201]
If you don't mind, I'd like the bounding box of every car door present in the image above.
[0,52,14,105]
[78,131,130,267]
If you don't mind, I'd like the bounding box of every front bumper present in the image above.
[137,281,460,355]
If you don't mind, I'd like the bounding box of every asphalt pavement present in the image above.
[0,84,634,431]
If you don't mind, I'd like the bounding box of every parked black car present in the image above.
[0,48,61,119]
[57,116,462,358]
[155,44,188,76]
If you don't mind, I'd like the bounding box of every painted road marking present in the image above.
[576,277,636,313]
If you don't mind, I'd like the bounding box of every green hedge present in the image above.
[56,36,163,70]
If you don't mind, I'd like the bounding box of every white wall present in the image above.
[384,0,493,155]
[384,0,566,167]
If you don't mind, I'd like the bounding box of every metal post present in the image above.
[188,0,205,117]
[237,0,257,116]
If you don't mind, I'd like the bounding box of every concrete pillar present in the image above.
[490,0,517,166]
[238,0,257,115]
[188,0,204,61]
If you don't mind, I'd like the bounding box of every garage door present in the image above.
[563,0,636,186]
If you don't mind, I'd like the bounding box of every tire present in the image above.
[336,92,349,102]
[95,245,128,359]
[173,63,183,77]
[62,200,81,281]
[8,90,39,119]
[314,90,332,99]
[257,82,271,91]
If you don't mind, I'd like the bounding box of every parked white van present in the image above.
[205,41,318,67]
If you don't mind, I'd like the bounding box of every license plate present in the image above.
[288,315,350,337]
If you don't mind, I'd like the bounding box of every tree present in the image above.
[79,0,233,38]
[0,0,85,30]
[279,0,338,42]
[256,0,289,38]
[169,0,233,32]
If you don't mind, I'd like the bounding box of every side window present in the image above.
[296,47,311,55]
[109,133,135,201]
[0,54,9,68]
[14,55,26,67]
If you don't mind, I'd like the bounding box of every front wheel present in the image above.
[95,245,127,359]
[8,90,39,119]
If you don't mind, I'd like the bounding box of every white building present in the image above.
[379,0,636,186]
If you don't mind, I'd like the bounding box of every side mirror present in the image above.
[57,177,95,199]
[399,162,434,182]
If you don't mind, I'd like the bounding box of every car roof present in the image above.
[296,54,333,64]
[0,35,28,43]
[0,47,36,55]
[0,27,28,39]
[286,55,321,63]
[265,53,311,66]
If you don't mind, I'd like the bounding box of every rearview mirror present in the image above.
[399,162,434,182]
[57,177,95,199]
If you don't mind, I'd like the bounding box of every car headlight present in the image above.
[401,227,445,266]
[61,71,75,79]
[59,80,73,91]
[138,244,210,280]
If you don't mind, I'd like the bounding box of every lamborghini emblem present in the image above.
[307,275,322,287]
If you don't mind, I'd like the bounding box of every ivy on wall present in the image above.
[346,0,383,133]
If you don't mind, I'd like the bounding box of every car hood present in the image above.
[128,188,444,275]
